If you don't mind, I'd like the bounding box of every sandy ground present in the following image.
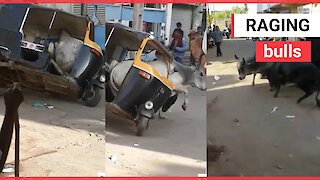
[106,87,206,176]
[207,38,320,176]
[0,88,105,177]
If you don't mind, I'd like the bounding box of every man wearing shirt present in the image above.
[170,29,187,64]
[213,26,223,57]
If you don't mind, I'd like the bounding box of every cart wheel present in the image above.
[84,86,101,107]
[137,117,149,136]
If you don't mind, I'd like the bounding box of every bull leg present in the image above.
[182,89,189,111]
[158,111,167,119]
[273,82,281,98]
[252,73,256,86]
[297,85,313,104]
[316,91,320,107]
[172,84,189,111]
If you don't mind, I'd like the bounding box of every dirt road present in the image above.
[207,39,320,176]
[0,88,105,177]
[106,88,206,176]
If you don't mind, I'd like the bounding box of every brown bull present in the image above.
[188,31,206,74]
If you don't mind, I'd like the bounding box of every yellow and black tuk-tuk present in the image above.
[0,4,104,107]
[105,23,173,136]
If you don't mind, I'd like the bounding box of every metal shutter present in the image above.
[170,4,193,45]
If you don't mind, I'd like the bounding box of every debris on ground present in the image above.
[32,102,54,109]
[275,165,283,170]
[233,118,240,126]
[2,164,14,173]
[45,104,54,109]
[273,143,279,148]
[214,75,221,81]
[133,143,139,147]
[285,115,295,119]
[271,107,278,113]
[212,82,216,85]
[316,136,320,141]
[108,155,118,164]
[32,102,44,107]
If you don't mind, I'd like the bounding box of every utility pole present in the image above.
[164,3,173,46]
[131,4,144,58]
[132,3,144,31]
[81,4,87,16]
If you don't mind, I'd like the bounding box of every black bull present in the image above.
[307,38,320,67]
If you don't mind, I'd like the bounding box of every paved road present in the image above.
[106,86,206,176]
[0,88,105,177]
[207,38,320,176]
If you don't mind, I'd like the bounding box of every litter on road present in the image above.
[285,115,295,119]
[276,165,283,170]
[271,107,278,113]
[214,75,221,81]
[2,167,14,173]
[32,102,54,109]
[108,155,118,164]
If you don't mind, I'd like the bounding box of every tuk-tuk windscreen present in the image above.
[21,8,54,42]
[50,12,87,40]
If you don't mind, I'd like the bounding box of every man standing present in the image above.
[170,29,187,64]
[173,22,184,37]
[213,26,223,57]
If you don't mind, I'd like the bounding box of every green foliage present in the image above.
[207,11,214,27]
[214,6,246,20]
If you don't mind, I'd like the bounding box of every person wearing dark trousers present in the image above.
[213,26,223,57]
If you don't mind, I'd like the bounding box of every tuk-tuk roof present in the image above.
[0,4,88,39]
[106,22,172,59]
[0,4,29,32]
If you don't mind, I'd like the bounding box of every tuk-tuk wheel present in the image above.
[84,86,101,107]
[137,117,149,136]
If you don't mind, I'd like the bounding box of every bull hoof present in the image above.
[159,114,167,119]
[273,94,278,98]
[182,105,187,111]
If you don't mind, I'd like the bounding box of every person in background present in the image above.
[188,30,197,65]
[213,26,223,57]
[170,29,187,64]
[196,26,203,36]
[173,22,184,37]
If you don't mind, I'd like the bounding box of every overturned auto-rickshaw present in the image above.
[105,23,175,136]
[0,5,104,107]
